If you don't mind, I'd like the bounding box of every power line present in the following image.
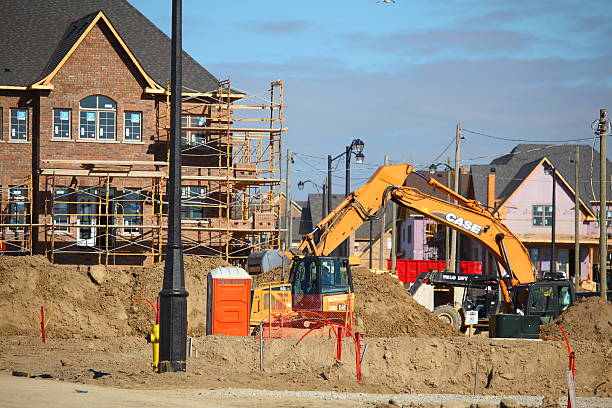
[463,128,599,143]
[430,135,455,164]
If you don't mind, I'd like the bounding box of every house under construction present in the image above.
[0,1,284,266]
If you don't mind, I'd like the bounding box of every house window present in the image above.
[407,225,412,244]
[124,111,142,141]
[10,109,28,140]
[53,109,71,139]
[181,186,206,219]
[0,107,3,139]
[532,205,553,226]
[181,115,207,147]
[53,188,70,231]
[120,191,142,233]
[79,95,116,140]
[425,222,438,239]
[8,186,27,229]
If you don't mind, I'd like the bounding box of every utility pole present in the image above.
[322,179,327,218]
[391,192,397,273]
[159,0,188,374]
[327,154,333,256]
[445,156,451,271]
[449,124,461,273]
[551,164,557,276]
[327,155,332,218]
[369,218,373,268]
[598,109,608,299]
[344,145,351,258]
[380,155,389,269]
[285,149,292,250]
[574,146,580,292]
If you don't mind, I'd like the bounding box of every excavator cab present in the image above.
[510,281,575,324]
[289,256,354,317]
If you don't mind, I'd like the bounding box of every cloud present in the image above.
[248,20,312,34]
[462,8,530,25]
[341,28,535,57]
[210,52,612,171]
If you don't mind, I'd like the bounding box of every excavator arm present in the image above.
[297,163,414,256]
[388,186,537,286]
[297,162,536,288]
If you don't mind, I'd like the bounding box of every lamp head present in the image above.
[352,138,365,154]
[429,164,438,174]
[355,152,365,164]
[297,181,305,191]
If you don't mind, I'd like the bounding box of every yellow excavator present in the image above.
[249,163,576,337]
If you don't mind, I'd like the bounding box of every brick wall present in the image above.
[39,23,157,167]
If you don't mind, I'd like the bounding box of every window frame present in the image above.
[8,185,27,230]
[181,115,207,147]
[118,190,143,234]
[53,187,71,232]
[52,108,71,139]
[124,111,142,142]
[10,108,28,141]
[532,205,553,227]
[181,185,207,219]
[78,95,117,141]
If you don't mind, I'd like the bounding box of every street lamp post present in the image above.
[158,0,188,374]
[544,162,557,277]
[327,139,365,257]
[298,179,325,222]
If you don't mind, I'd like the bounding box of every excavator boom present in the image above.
[389,186,537,285]
[298,162,536,286]
[298,163,414,256]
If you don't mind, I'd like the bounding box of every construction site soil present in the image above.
[0,256,610,403]
[540,296,612,344]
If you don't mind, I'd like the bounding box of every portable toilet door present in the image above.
[206,266,252,336]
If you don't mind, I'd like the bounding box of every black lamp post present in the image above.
[158,0,188,373]
[299,179,326,221]
[327,139,365,257]
[544,162,557,277]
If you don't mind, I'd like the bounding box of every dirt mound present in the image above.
[250,265,459,337]
[0,255,229,338]
[1,334,609,397]
[351,267,460,337]
[540,296,612,343]
[251,266,288,287]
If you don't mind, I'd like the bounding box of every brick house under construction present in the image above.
[0,0,284,265]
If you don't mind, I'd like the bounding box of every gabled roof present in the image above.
[0,0,218,92]
[33,11,160,91]
[471,144,612,212]
[494,157,595,219]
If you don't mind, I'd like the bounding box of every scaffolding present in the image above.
[36,79,284,266]
[0,179,33,254]
[40,162,165,266]
[165,79,285,262]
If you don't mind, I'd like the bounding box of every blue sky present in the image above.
[130,0,612,198]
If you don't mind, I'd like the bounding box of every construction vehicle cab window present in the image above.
[290,257,352,296]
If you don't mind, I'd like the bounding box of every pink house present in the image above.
[399,144,611,287]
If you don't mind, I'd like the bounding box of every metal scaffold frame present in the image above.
[0,179,33,255]
[42,172,165,266]
[19,79,284,267]
[164,79,284,262]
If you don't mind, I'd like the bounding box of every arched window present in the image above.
[79,95,116,140]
